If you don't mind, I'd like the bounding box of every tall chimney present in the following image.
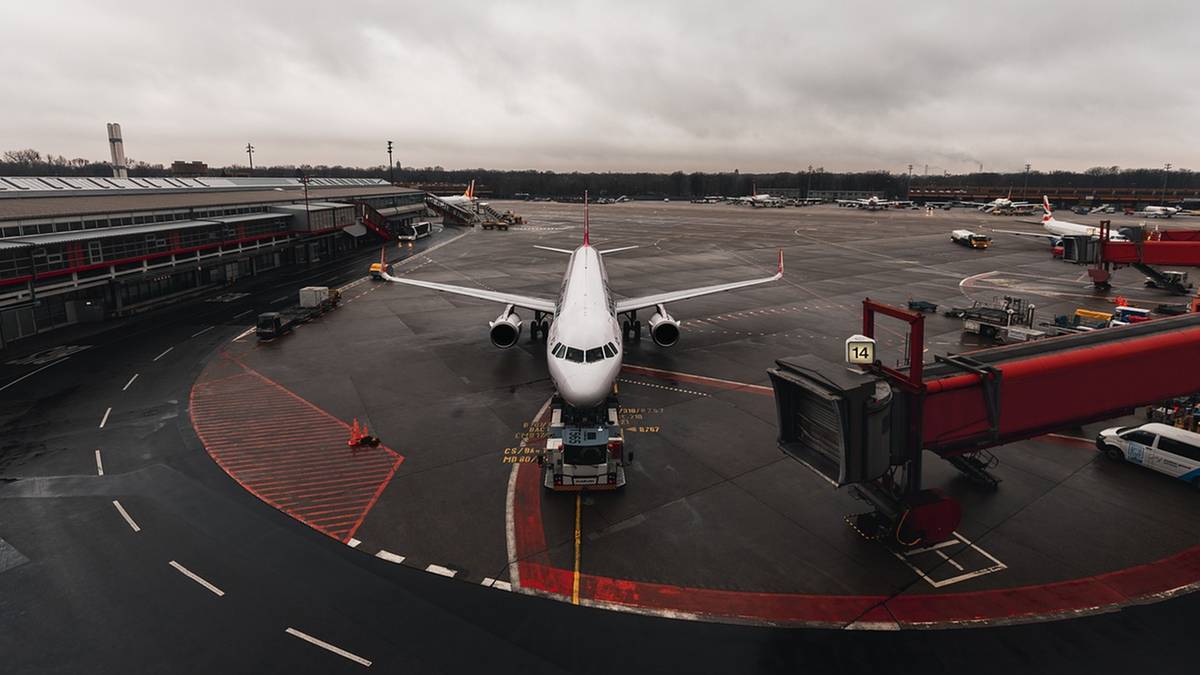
[107,122,128,179]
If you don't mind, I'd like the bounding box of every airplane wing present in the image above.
[599,245,639,255]
[380,271,556,313]
[614,251,783,314]
[992,229,1060,242]
[533,245,575,254]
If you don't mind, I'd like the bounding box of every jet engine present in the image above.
[648,305,680,347]
[489,307,522,348]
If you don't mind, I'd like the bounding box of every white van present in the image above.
[1097,422,1200,487]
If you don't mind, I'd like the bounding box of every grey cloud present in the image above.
[1,0,1196,172]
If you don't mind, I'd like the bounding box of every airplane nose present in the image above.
[557,376,609,409]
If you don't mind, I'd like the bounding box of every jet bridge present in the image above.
[769,299,1200,547]
[1082,220,1200,294]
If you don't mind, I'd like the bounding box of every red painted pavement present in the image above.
[190,354,403,543]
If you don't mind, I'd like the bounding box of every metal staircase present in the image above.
[425,194,478,226]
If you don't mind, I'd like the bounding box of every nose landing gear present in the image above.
[621,312,642,342]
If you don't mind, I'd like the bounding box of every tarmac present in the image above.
[2,203,1199,672]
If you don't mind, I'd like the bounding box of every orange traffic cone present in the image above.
[348,418,361,446]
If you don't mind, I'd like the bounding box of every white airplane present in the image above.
[963,189,1033,214]
[835,196,911,210]
[732,184,784,207]
[993,196,1127,243]
[438,180,476,209]
[380,198,783,409]
[1134,205,1184,218]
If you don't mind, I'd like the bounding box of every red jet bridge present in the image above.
[769,300,1200,548]
[1078,220,1200,295]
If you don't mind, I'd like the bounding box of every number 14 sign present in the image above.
[845,334,876,366]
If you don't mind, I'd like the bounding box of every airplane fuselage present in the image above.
[545,245,623,409]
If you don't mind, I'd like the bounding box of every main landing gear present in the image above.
[529,311,551,342]
[621,311,642,342]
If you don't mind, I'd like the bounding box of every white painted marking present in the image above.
[112,500,140,532]
[0,357,70,393]
[152,347,173,362]
[895,532,1007,588]
[935,549,965,571]
[285,628,372,667]
[270,295,290,305]
[190,326,214,338]
[425,564,456,578]
[169,560,225,596]
[347,538,361,548]
[94,449,104,476]
[99,407,111,428]
[481,578,512,592]
[121,373,139,391]
[375,550,405,563]
[232,326,255,342]
[232,309,254,319]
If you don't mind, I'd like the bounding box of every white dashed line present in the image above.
[285,628,372,667]
[232,326,255,342]
[347,538,361,548]
[270,295,290,305]
[169,560,225,597]
[616,378,709,397]
[481,578,512,591]
[190,326,214,338]
[94,449,104,476]
[375,550,405,563]
[233,309,254,319]
[152,347,173,362]
[425,564,457,578]
[99,407,112,428]
[112,500,140,532]
[121,373,139,391]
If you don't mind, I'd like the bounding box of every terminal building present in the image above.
[0,176,427,348]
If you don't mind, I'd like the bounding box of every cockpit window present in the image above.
[585,347,605,362]
[553,343,566,358]
[565,347,584,363]
[602,343,616,358]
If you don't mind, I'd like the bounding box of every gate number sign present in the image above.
[845,334,876,365]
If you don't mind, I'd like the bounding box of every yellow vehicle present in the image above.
[1075,308,1113,322]
[369,262,385,280]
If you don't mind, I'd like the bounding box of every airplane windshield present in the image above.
[565,347,584,363]
[585,347,605,362]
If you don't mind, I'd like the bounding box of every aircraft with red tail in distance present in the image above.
[381,195,784,409]
[993,195,1128,243]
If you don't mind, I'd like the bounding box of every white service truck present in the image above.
[542,397,630,490]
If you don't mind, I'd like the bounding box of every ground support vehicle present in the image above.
[542,396,630,490]
[256,287,340,340]
[956,296,1045,343]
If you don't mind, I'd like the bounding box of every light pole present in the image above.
[387,140,394,184]
[246,142,254,171]
[805,164,813,199]
[906,163,913,200]
[1161,163,1172,205]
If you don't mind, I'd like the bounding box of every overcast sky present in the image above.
[1,1,1196,173]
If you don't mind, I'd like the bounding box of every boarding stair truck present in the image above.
[542,396,629,490]
[950,229,992,249]
[256,286,341,340]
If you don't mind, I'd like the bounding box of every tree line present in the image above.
[2,148,1194,198]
